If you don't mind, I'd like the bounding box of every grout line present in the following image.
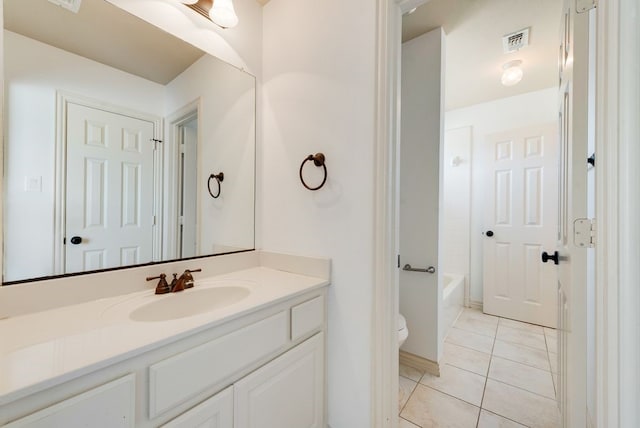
[419,384,482,410]
[398,376,419,416]
[480,409,533,428]
[476,326,496,427]
[485,377,559,402]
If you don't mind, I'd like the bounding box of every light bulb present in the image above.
[501,60,523,86]
[209,0,238,28]
[179,0,198,4]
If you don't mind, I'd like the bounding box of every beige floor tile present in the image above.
[420,364,486,406]
[492,339,551,371]
[482,379,560,428]
[441,342,492,376]
[477,410,527,427]
[454,317,498,338]
[459,308,500,326]
[546,335,558,353]
[549,352,558,373]
[399,417,420,428]
[401,363,425,382]
[399,375,417,411]
[498,318,545,335]
[552,371,558,397]
[489,356,555,399]
[496,325,547,351]
[446,327,495,354]
[401,384,480,428]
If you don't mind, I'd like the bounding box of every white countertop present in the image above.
[0,266,329,406]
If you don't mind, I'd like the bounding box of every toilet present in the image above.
[398,314,409,348]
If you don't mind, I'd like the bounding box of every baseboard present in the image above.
[399,351,440,377]
[468,300,483,311]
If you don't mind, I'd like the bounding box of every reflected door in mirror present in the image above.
[65,103,156,273]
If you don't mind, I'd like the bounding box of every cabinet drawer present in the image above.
[161,386,233,428]
[291,295,324,341]
[5,374,135,428]
[149,311,288,418]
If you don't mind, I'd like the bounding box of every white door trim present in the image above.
[164,100,201,261]
[595,0,640,425]
[372,1,430,427]
[54,91,163,275]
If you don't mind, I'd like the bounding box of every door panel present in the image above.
[483,123,558,327]
[556,1,590,426]
[65,103,155,273]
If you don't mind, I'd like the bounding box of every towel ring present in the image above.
[207,172,224,198]
[299,153,327,191]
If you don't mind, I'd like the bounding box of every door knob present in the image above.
[485,230,494,237]
[541,251,559,265]
[70,236,83,245]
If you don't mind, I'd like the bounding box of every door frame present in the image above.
[372,0,639,427]
[54,91,163,275]
[594,0,640,425]
[164,100,201,261]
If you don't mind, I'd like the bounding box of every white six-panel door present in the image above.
[65,103,155,273]
[556,1,590,426]
[482,123,558,327]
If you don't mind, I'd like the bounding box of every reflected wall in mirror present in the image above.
[3,0,256,283]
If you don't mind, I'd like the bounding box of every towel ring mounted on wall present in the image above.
[207,172,224,198]
[299,153,327,191]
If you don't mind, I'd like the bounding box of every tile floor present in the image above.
[399,308,559,428]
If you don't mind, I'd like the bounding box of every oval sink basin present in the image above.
[130,286,250,322]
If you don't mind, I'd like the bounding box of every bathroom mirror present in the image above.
[2,0,256,283]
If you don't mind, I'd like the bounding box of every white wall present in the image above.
[165,54,255,257]
[399,29,445,362]
[261,0,376,426]
[442,127,471,298]
[445,87,557,303]
[3,31,165,281]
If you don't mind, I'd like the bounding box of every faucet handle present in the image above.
[182,268,201,289]
[147,273,171,294]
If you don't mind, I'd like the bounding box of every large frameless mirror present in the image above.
[2,0,256,284]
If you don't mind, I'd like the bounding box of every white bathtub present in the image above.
[441,273,465,342]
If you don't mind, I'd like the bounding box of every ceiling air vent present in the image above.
[47,0,82,13]
[502,28,530,53]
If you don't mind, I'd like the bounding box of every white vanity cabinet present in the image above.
[0,289,327,428]
[161,386,234,428]
[3,375,136,428]
[234,332,324,428]
[163,333,324,428]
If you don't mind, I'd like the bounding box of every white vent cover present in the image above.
[502,28,530,53]
[48,0,82,13]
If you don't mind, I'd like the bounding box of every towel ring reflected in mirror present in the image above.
[208,172,224,198]
[299,153,327,191]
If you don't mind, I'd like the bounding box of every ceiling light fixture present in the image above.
[183,0,238,29]
[501,60,523,86]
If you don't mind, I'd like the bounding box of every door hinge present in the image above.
[574,218,596,248]
[577,0,596,13]
[397,254,400,269]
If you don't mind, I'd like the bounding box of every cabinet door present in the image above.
[234,333,324,428]
[161,386,233,428]
[5,375,135,428]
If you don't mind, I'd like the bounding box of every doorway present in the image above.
[395,0,592,426]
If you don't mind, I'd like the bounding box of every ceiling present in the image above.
[402,0,562,110]
[4,0,206,85]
